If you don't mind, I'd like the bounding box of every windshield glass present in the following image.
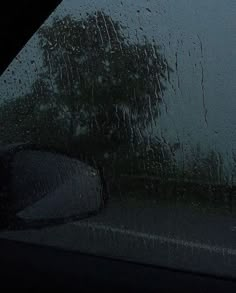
[1,0,236,279]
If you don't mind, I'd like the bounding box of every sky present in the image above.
[0,0,236,171]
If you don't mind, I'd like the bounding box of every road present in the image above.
[1,197,236,279]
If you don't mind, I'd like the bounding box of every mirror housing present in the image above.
[0,143,106,230]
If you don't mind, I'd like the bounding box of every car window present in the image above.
[1,0,236,279]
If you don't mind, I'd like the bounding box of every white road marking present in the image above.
[73,221,236,256]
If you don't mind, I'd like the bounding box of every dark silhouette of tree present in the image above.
[0,11,172,180]
[0,79,68,147]
[36,12,171,149]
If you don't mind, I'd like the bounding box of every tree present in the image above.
[0,11,172,177]
[36,12,171,148]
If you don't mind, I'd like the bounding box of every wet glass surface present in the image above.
[1,0,236,277]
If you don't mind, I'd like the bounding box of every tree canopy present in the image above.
[0,11,173,176]
[37,12,171,144]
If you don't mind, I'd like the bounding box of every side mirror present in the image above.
[0,143,106,230]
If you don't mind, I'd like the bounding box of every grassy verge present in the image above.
[108,176,236,216]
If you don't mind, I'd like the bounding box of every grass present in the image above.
[108,175,236,216]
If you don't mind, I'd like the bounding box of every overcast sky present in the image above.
[0,0,236,169]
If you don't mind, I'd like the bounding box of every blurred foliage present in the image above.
[0,11,172,173]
